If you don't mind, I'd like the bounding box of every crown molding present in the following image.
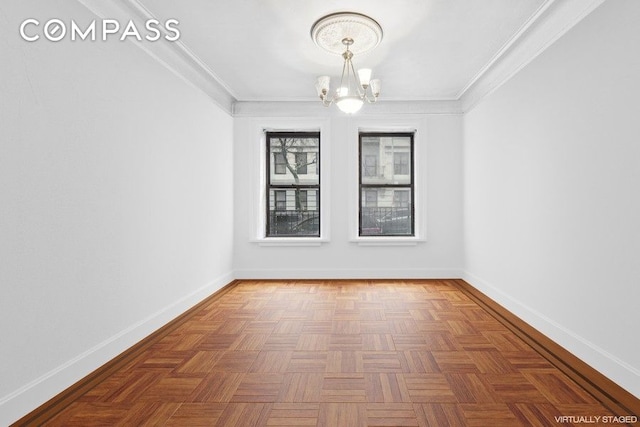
[460,0,606,112]
[74,0,605,117]
[233,100,463,117]
[456,0,556,100]
[74,0,236,114]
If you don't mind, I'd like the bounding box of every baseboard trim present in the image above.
[10,277,638,424]
[233,268,464,280]
[9,278,239,427]
[452,278,640,417]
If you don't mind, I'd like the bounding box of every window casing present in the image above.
[359,132,415,237]
[266,132,320,237]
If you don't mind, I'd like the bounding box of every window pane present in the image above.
[364,189,378,207]
[360,135,411,185]
[359,132,414,237]
[295,153,308,174]
[274,153,287,174]
[267,132,320,238]
[274,190,286,210]
[269,136,319,185]
[268,188,319,236]
[363,154,377,177]
[394,152,410,175]
[360,188,412,236]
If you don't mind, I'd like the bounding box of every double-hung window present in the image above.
[266,132,320,237]
[359,132,414,236]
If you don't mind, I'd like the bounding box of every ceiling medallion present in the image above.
[311,12,383,114]
[311,12,383,55]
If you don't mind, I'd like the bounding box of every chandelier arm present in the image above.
[364,94,378,103]
[338,54,349,98]
[348,55,365,99]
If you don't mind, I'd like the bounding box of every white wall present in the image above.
[3,0,637,423]
[463,0,640,397]
[0,1,234,423]
[233,113,464,279]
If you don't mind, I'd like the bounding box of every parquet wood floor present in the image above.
[43,280,621,426]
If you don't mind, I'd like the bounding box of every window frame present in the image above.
[265,131,321,238]
[249,118,330,247]
[346,116,426,246]
[358,132,416,237]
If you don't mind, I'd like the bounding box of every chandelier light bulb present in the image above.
[370,79,381,97]
[315,76,330,97]
[357,68,372,87]
[335,96,364,114]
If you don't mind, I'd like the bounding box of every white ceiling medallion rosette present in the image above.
[311,12,383,55]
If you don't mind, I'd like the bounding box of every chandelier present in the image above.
[311,12,383,114]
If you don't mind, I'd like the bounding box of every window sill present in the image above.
[349,236,425,246]
[252,237,329,247]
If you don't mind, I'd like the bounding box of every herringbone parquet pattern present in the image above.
[44,280,615,426]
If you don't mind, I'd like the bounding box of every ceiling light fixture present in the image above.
[311,12,383,114]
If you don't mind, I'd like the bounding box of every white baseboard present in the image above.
[461,270,640,399]
[233,268,463,280]
[10,269,634,425]
[0,271,234,426]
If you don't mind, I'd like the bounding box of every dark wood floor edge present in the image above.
[450,278,640,417]
[10,279,240,427]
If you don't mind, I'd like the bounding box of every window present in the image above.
[393,189,410,207]
[394,152,410,175]
[274,190,287,210]
[298,190,307,210]
[359,132,414,236]
[274,153,287,174]
[364,155,377,177]
[266,132,320,237]
[364,189,378,207]
[295,153,308,174]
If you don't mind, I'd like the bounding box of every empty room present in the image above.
[1,0,639,425]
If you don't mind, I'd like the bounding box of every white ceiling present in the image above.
[136,0,551,102]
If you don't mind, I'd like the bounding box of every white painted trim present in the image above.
[73,0,604,117]
[461,270,640,399]
[12,268,639,424]
[460,0,606,112]
[350,237,424,247]
[249,118,332,244]
[253,238,329,247]
[74,0,236,114]
[234,268,463,280]
[0,272,234,426]
[233,101,463,117]
[73,0,606,117]
[345,116,429,244]
[455,0,557,100]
